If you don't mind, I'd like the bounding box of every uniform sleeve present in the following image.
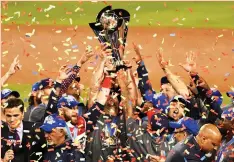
[29,123,47,162]
[165,150,186,162]
[59,65,80,96]
[137,61,157,103]
[73,149,86,162]
[83,102,105,133]
[44,81,61,119]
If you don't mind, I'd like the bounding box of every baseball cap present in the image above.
[32,78,54,91]
[40,114,66,133]
[169,117,199,135]
[1,89,20,100]
[57,95,79,109]
[161,76,170,85]
[211,88,223,106]
[226,91,234,98]
[221,108,234,121]
[32,82,41,91]
[170,95,189,106]
[150,113,169,136]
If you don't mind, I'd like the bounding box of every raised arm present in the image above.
[123,60,138,108]
[59,47,95,96]
[44,65,73,118]
[1,55,21,87]
[84,75,112,133]
[156,48,190,99]
[116,69,133,119]
[87,44,112,109]
[132,43,157,102]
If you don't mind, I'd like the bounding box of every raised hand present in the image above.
[8,55,22,75]
[78,45,95,66]
[179,51,197,72]
[122,60,132,68]
[3,149,14,162]
[116,69,128,89]
[156,47,168,69]
[56,65,73,82]
[99,43,112,60]
[132,42,143,64]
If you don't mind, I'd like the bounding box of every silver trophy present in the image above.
[89,6,130,67]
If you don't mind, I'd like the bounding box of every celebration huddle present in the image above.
[1,2,233,162]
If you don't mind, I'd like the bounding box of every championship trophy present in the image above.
[89,6,130,67]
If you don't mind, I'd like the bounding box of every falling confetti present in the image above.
[161,38,164,44]
[170,33,176,37]
[136,6,141,11]
[36,63,44,72]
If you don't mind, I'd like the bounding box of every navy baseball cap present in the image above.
[170,95,189,106]
[150,113,169,136]
[227,91,234,98]
[211,88,223,106]
[221,108,234,121]
[57,95,79,109]
[40,114,66,133]
[32,78,54,91]
[169,117,199,135]
[1,89,20,100]
[32,82,41,91]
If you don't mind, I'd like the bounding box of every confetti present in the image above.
[36,63,44,72]
[162,38,164,44]
[72,45,78,49]
[138,45,143,49]
[87,36,93,40]
[153,33,157,37]
[2,84,8,87]
[73,49,79,52]
[172,17,179,22]
[75,7,80,12]
[69,18,73,25]
[44,5,56,12]
[224,73,230,77]
[14,11,20,18]
[170,33,176,36]
[70,56,76,60]
[25,29,35,37]
[53,46,58,51]
[2,51,8,55]
[30,44,36,49]
[136,6,141,11]
[63,43,70,46]
[5,16,14,21]
[218,34,223,38]
[55,30,62,33]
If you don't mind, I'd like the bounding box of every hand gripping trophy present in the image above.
[89,6,130,68]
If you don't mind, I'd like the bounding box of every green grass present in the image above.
[4,84,232,108]
[1,1,234,28]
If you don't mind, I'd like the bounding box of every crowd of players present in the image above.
[1,43,234,162]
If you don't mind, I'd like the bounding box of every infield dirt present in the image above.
[1,25,233,91]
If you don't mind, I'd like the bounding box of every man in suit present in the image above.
[1,98,46,162]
